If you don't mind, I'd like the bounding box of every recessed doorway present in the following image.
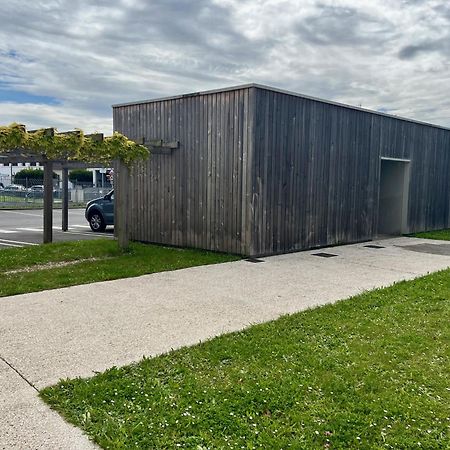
[378,158,410,236]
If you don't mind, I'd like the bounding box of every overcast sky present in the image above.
[0,0,449,133]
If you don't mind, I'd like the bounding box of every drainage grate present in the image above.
[312,252,338,258]
[364,244,385,249]
[245,257,265,263]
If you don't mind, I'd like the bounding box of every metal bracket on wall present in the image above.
[137,137,180,155]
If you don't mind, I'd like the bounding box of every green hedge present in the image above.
[14,168,58,186]
[69,169,93,184]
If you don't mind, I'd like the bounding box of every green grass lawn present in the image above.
[0,198,84,209]
[413,229,450,241]
[0,194,44,208]
[41,269,450,449]
[0,240,239,298]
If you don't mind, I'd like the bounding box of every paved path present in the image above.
[1,236,450,448]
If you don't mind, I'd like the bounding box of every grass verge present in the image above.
[0,240,239,298]
[0,202,84,209]
[412,229,450,241]
[40,269,450,449]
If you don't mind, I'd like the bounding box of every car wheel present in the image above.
[89,211,106,232]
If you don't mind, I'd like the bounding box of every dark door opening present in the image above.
[378,159,410,236]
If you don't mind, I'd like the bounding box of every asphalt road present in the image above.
[0,209,114,248]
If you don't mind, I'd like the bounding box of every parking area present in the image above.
[0,209,114,248]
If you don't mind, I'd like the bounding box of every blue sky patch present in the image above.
[0,82,59,105]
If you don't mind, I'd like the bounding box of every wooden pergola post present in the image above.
[62,167,69,231]
[115,160,129,249]
[43,160,53,243]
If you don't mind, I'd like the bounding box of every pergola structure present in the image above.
[0,124,186,249]
[0,129,125,246]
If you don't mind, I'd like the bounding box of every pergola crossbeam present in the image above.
[28,128,55,136]
[136,137,179,152]
[86,133,104,141]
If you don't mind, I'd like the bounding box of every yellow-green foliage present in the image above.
[0,123,26,149]
[0,123,149,166]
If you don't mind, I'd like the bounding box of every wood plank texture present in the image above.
[250,88,450,256]
[113,87,252,254]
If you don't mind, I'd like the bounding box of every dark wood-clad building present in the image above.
[113,84,450,256]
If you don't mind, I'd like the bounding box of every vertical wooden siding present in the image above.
[249,88,450,256]
[113,87,255,254]
[114,85,450,256]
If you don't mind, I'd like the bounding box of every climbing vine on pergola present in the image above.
[0,123,149,165]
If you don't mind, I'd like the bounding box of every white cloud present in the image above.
[0,102,110,133]
[0,0,449,132]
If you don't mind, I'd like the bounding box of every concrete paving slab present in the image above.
[0,236,449,449]
[0,359,96,449]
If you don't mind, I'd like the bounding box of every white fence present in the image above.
[70,187,112,204]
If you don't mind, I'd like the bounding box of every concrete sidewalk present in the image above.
[1,236,450,448]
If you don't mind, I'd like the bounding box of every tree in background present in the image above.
[69,169,93,186]
[14,168,58,187]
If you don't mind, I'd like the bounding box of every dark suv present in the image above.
[85,190,114,232]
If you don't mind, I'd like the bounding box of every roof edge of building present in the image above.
[112,83,450,132]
